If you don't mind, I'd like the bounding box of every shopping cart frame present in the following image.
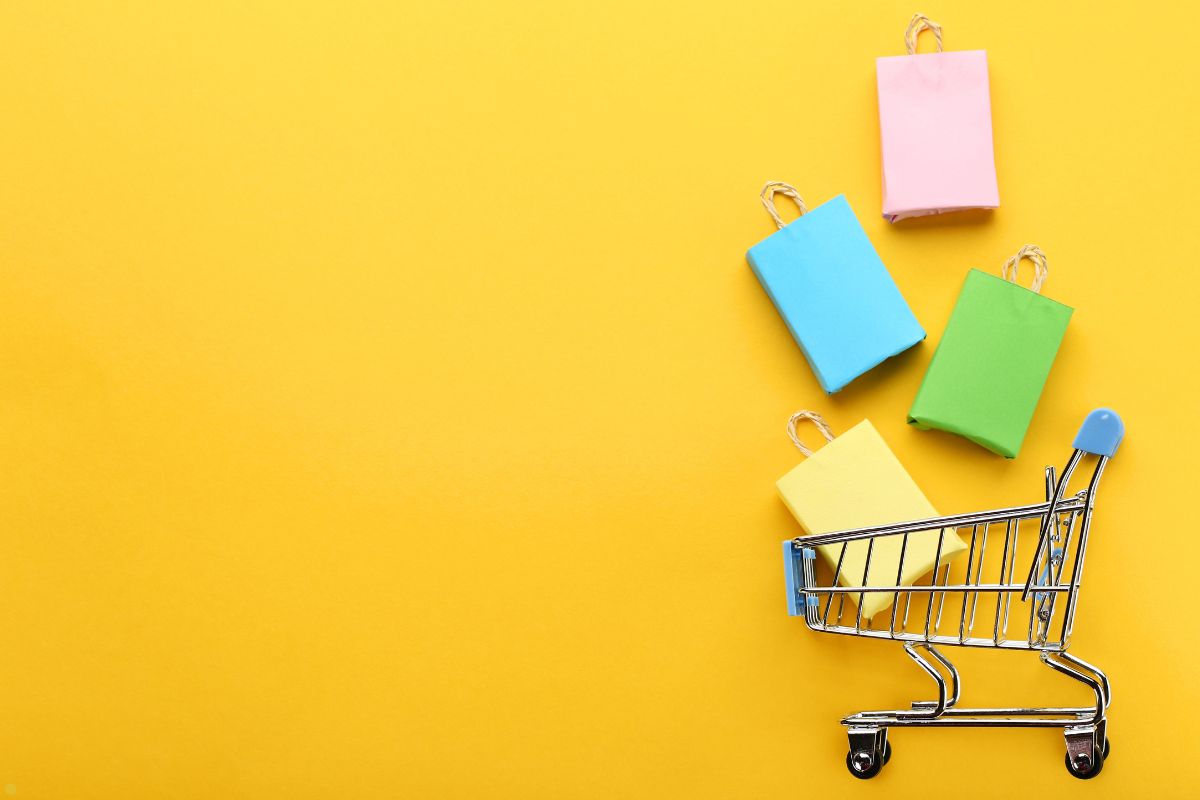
[782,409,1124,779]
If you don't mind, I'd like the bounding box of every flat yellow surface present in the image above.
[0,2,1195,797]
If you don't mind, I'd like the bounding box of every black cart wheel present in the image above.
[846,741,890,779]
[1065,745,1104,779]
[1103,737,1111,760]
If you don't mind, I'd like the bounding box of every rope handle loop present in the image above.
[787,411,835,458]
[1001,244,1049,294]
[760,181,807,230]
[905,13,944,54]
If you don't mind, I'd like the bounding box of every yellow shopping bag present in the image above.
[776,412,967,619]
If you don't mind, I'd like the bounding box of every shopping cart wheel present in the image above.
[845,742,890,779]
[1064,744,1104,780]
[1103,737,1111,760]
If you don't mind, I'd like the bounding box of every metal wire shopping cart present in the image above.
[782,409,1124,780]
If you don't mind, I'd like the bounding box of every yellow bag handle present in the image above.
[787,411,835,457]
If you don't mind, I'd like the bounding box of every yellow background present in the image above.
[0,1,1196,797]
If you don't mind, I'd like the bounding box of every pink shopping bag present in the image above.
[876,14,999,222]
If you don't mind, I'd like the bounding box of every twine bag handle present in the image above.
[760,181,808,230]
[1001,244,1049,294]
[787,411,835,458]
[905,13,944,54]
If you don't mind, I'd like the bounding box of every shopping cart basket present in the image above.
[782,409,1124,780]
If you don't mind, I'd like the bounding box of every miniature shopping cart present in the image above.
[782,409,1124,780]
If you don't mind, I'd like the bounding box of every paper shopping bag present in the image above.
[876,14,999,222]
[908,245,1072,458]
[746,182,924,393]
[776,411,966,619]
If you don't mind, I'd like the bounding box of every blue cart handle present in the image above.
[1022,408,1124,600]
[1073,408,1124,457]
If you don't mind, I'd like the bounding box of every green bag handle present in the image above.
[1001,244,1049,294]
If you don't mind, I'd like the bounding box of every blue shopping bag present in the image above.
[747,182,925,392]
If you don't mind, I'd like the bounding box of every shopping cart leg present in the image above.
[1055,651,1111,710]
[906,643,959,713]
[1041,652,1110,778]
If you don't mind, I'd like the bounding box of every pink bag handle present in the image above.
[905,13,944,54]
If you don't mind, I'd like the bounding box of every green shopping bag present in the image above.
[908,245,1072,458]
